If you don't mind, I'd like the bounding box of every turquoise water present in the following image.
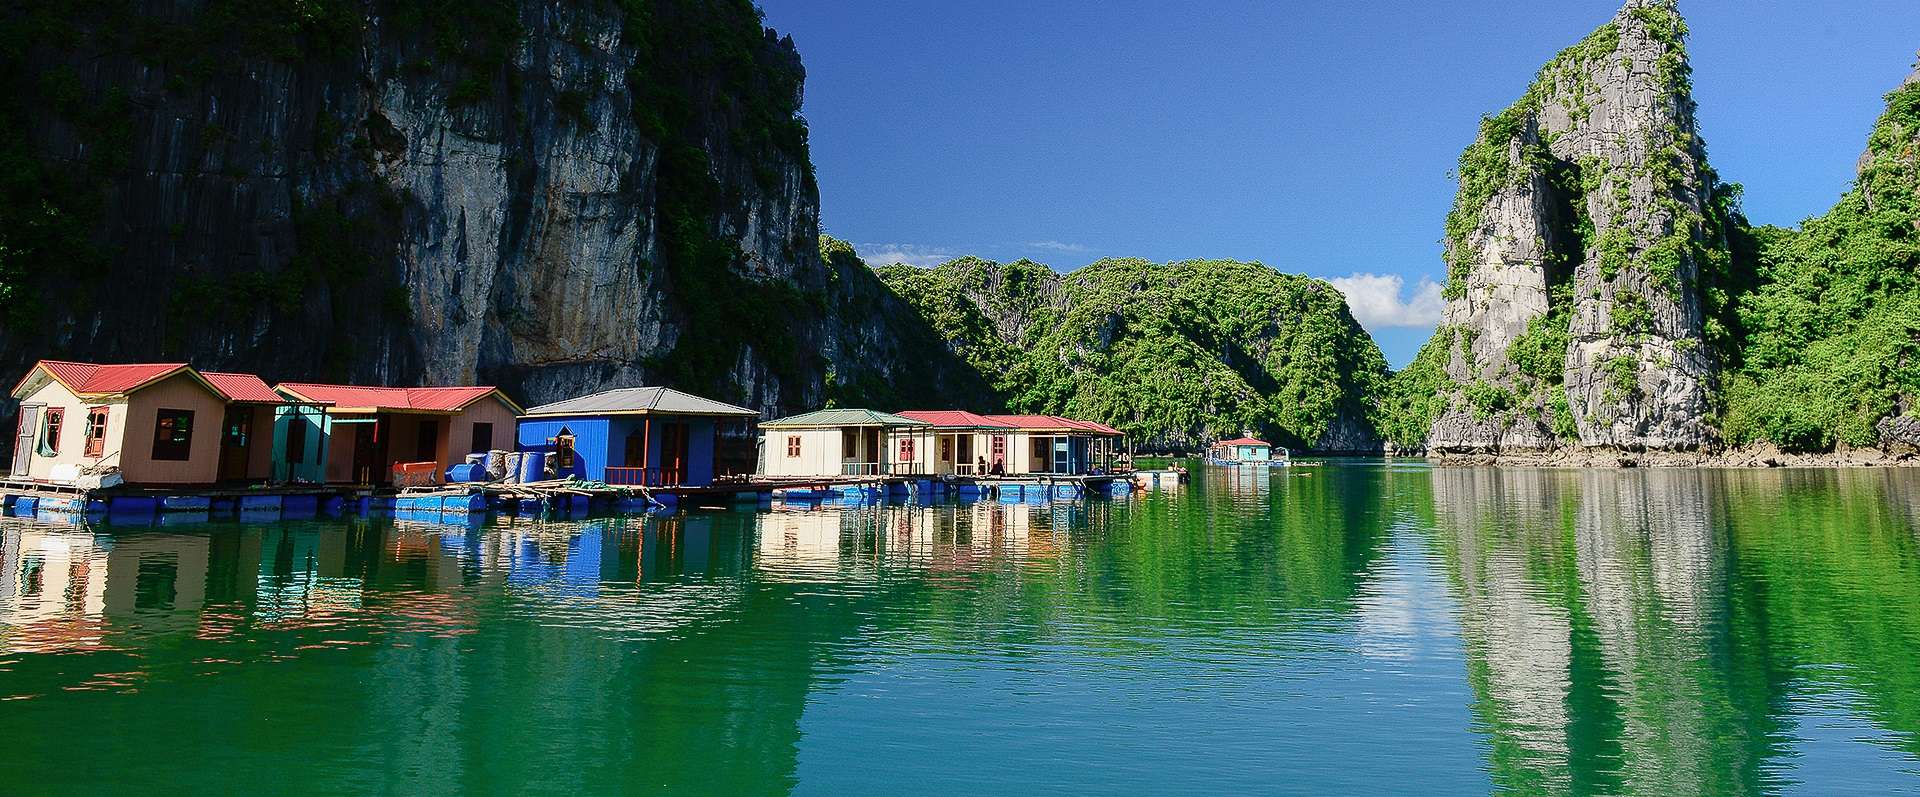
[3,462,1919,794]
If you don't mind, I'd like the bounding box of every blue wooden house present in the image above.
[517,387,759,487]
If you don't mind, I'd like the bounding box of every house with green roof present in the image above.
[757,409,932,478]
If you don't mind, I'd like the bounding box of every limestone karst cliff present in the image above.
[1384,1,1920,462]
[0,0,989,416]
[1387,0,1747,454]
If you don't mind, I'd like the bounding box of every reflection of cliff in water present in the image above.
[1430,467,1920,794]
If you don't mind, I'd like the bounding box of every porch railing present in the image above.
[605,466,685,487]
[841,461,881,476]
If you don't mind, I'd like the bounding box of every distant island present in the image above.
[0,0,1911,465]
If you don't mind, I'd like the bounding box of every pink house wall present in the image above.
[318,395,519,484]
[447,397,519,467]
[118,373,227,484]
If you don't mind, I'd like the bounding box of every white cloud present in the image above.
[854,243,959,269]
[1328,272,1446,329]
[1024,240,1089,253]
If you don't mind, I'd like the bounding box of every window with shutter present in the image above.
[84,407,109,457]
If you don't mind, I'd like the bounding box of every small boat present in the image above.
[1204,437,1290,467]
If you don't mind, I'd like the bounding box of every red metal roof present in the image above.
[14,360,194,398]
[277,382,518,413]
[201,371,282,403]
[896,410,1016,428]
[983,414,1061,430]
[982,414,1123,435]
[1216,437,1270,447]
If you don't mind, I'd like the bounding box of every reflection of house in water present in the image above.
[0,525,214,652]
[754,502,1082,579]
[1204,463,1270,496]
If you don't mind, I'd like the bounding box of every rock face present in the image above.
[1419,0,1732,454]
[877,257,1391,453]
[0,0,985,417]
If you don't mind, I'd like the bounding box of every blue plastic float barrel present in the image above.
[519,451,546,483]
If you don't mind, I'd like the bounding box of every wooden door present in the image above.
[218,407,251,482]
[624,429,646,468]
[12,405,40,478]
[415,419,439,463]
[661,422,688,485]
[352,422,379,484]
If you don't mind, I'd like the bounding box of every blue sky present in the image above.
[757,0,1920,367]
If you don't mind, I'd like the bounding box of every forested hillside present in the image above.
[1719,71,1920,451]
[876,253,1390,452]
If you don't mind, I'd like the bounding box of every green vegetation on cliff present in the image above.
[817,238,999,410]
[871,256,1053,384]
[1399,65,1920,454]
[877,256,1390,451]
[1376,329,1455,451]
[621,0,823,396]
[1720,78,1920,450]
[1385,0,1785,453]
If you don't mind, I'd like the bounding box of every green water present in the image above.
[3,463,1919,795]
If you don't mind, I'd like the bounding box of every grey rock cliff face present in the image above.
[1,0,980,417]
[1427,0,1723,453]
[1554,1,1718,451]
[1432,124,1567,452]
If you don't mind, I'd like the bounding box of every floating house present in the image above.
[1206,436,1286,466]
[275,383,523,485]
[516,386,759,487]
[982,415,1125,476]
[758,409,931,477]
[9,360,252,485]
[894,411,1018,475]
[1206,436,1271,463]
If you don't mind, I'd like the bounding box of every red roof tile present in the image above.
[278,383,518,413]
[895,410,1016,428]
[14,360,195,398]
[1216,437,1269,447]
[201,371,282,403]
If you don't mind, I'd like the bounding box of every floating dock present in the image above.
[0,470,1169,526]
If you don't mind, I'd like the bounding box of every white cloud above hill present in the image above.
[854,243,959,268]
[1328,272,1445,329]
